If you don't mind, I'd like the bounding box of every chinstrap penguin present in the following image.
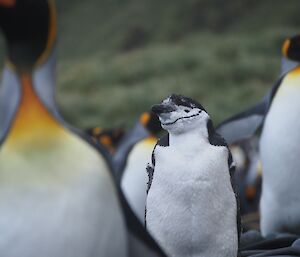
[146,94,240,257]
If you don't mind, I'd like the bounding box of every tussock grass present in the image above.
[57,30,295,128]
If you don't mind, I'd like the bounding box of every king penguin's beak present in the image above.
[151,103,176,115]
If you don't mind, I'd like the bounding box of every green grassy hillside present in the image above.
[2,0,300,129]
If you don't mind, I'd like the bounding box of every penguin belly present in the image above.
[260,75,300,236]
[146,145,238,257]
[121,137,156,222]
[0,133,128,257]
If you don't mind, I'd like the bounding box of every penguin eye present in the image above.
[184,109,190,113]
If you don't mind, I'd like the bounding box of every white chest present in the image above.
[146,144,238,257]
[260,82,300,196]
[121,138,156,222]
[0,135,127,257]
[260,79,300,235]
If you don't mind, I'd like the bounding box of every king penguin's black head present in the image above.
[151,94,209,133]
[139,112,162,135]
[282,35,300,62]
[86,127,125,153]
[0,0,54,70]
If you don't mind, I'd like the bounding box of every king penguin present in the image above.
[114,112,162,222]
[260,36,300,236]
[86,126,125,153]
[0,1,167,256]
[217,35,300,236]
[146,94,240,257]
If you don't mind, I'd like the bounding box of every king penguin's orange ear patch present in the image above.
[282,39,291,58]
[140,112,151,126]
[0,0,16,7]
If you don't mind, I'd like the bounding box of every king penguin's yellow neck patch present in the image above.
[287,66,300,77]
[3,74,66,151]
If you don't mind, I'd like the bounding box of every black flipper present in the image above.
[146,165,154,195]
[146,133,169,195]
[117,186,167,257]
[216,76,284,144]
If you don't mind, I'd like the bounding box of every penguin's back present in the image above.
[146,140,238,257]
[260,67,300,235]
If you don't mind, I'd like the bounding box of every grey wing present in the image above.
[0,68,21,146]
[280,57,300,77]
[216,76,284,145]
[216,103,266,145]
[113,121,150,181]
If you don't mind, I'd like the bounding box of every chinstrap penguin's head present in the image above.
[151,94,209,134]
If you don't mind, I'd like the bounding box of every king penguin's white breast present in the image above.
[260,71,300,235]
[0,133,128,257]
[121,137,156,222]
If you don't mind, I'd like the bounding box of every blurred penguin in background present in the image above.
[217,35,300,236]
[0,1,167,256]
[230,137,261,216]
[114,111,162,222]
[86,126,125,153]
[230,138,261,232]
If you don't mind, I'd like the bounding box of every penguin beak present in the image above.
[151,103,176,115]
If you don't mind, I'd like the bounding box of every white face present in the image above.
[158,101,209,134]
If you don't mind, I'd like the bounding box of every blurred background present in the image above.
[1,0,300,129]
